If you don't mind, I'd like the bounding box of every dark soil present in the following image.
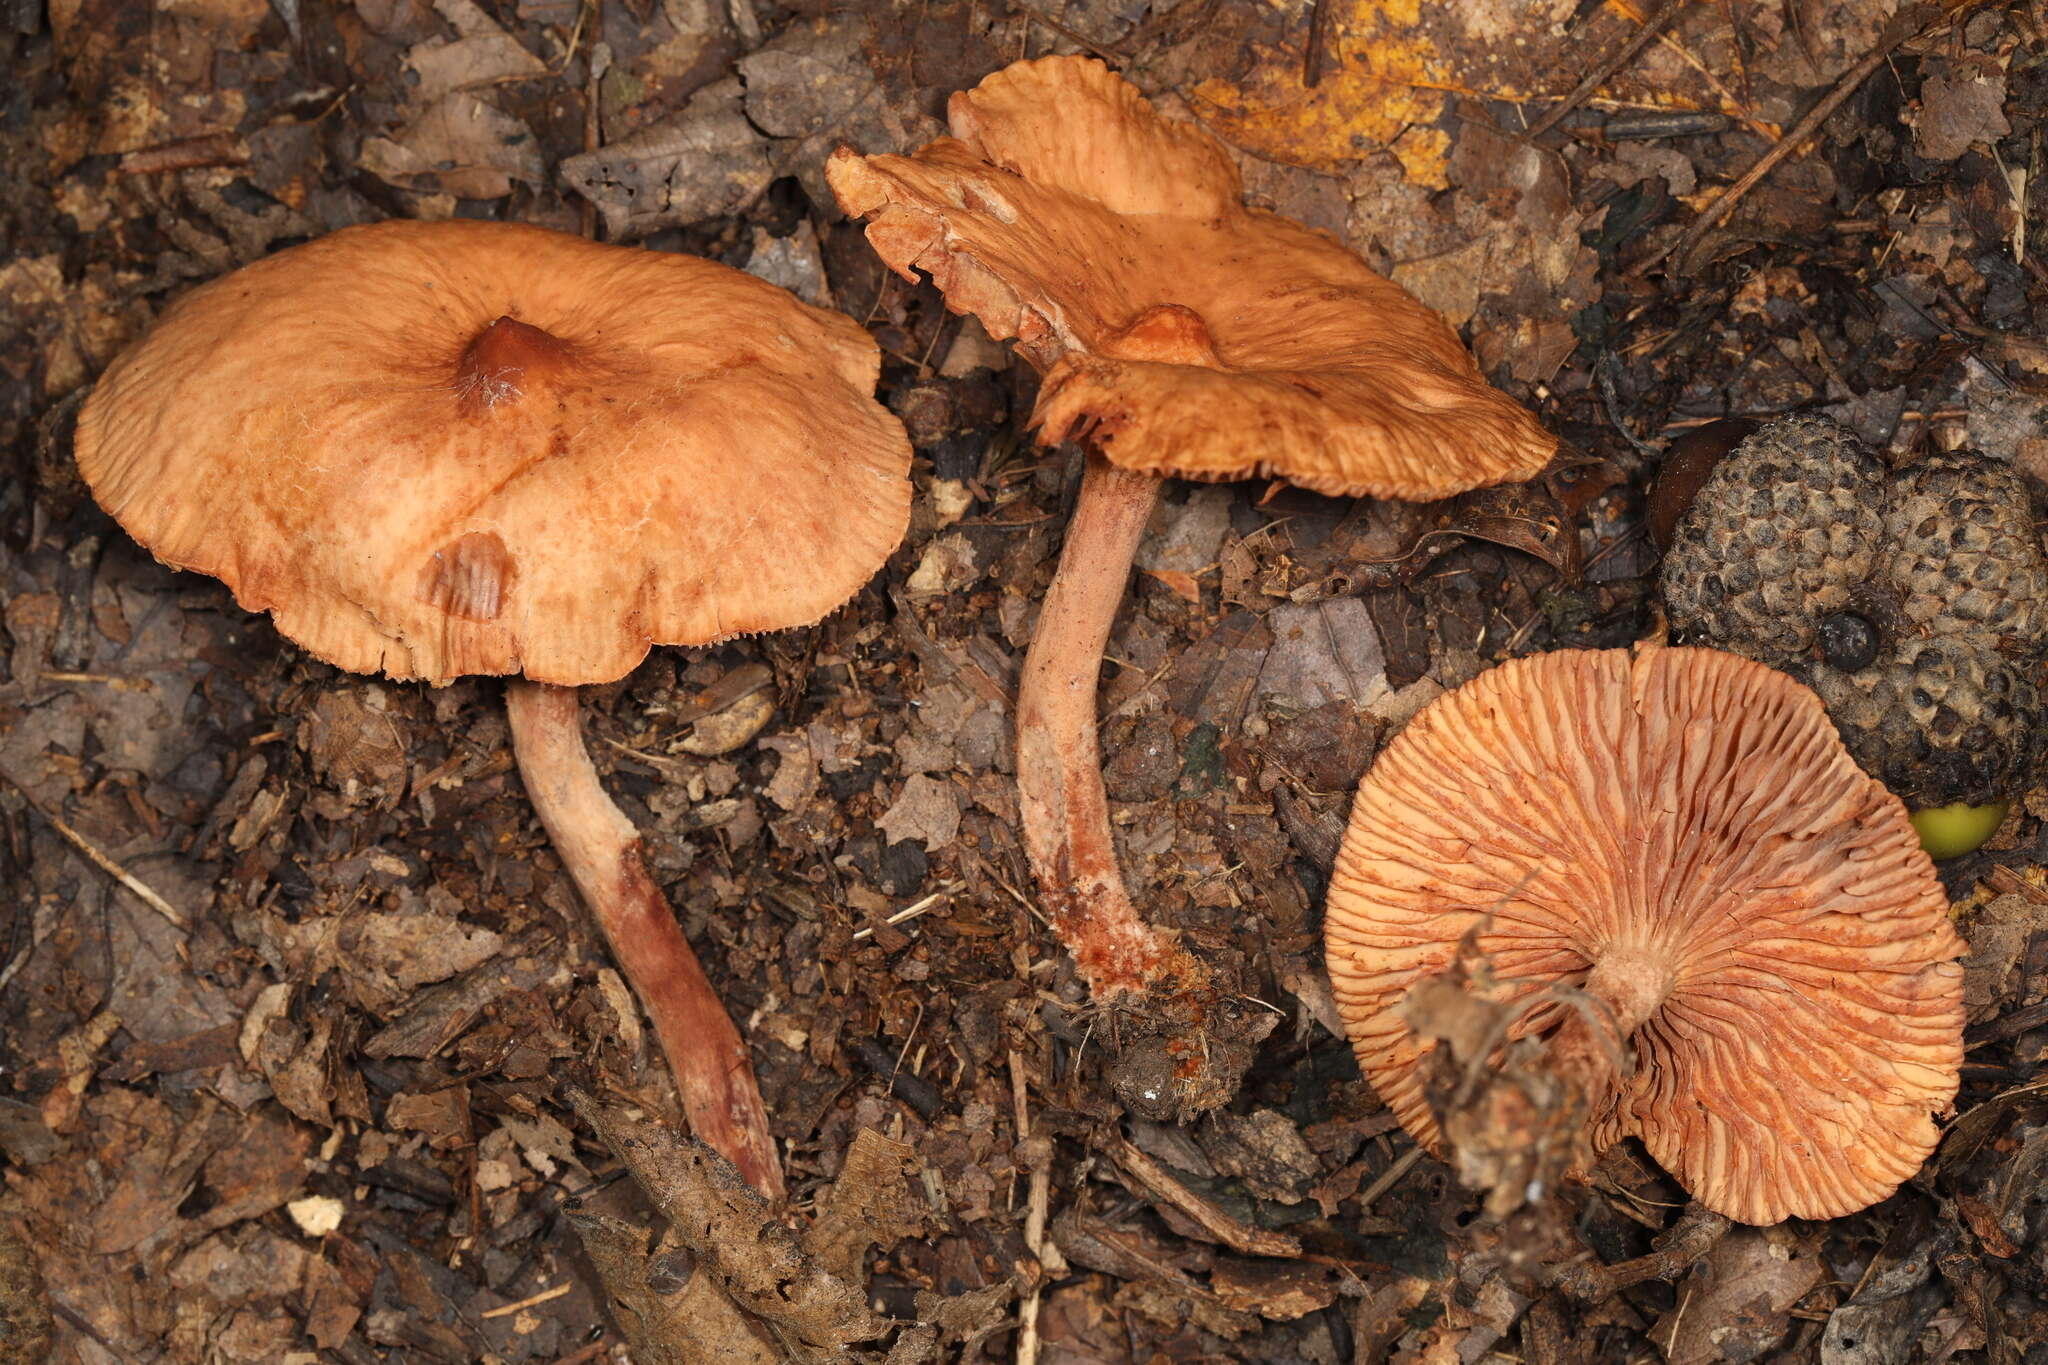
[3,1,2048,1361]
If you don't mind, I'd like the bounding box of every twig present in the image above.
[1597,351,1659,459]
[851,1037,942,1118]
[1968,996,2048,1048]
[1642,2,1952,276]
[1550,1202,1730,1301]
[0,939,32,994]
[116,131,248,177]
[1303,0,1335,88]
[851,888,951,942]
[0,767,185,928]
[1527,0,1692,140]
[480,1282,572,1317]
[1010,1050,1059,1365]
[1111,1135,1302,1258]
[1355,1144,1425,1212]
[578,1,609,242]
[1012,1,1120,62]
[1983,865,2048,904]
[48,1299,121,1356]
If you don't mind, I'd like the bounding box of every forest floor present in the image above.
[3,0,2048,1361]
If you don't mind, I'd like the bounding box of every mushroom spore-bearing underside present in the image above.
[827,55,1556,502]
[1324,645,1965,1225]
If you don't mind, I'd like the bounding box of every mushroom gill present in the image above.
[1324,644,1965,1225]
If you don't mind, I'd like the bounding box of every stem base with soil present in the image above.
[506,679,784,1201]
[1015,454,1204,997]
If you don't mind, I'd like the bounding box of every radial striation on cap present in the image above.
[826,55,1554,502]
[1324,645,1964,1225]
[75,219,913,686]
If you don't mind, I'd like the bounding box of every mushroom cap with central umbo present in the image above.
[827,55,1555,501]
[1323,645,1964,1225]
[74,219,913,686]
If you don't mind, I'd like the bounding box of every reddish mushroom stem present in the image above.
[505,679,784,1200]
[1016,454,1204,995]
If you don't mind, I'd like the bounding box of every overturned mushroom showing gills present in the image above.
[1324,645,1965,1225]
[830,56,1555,995]
[73,219,914,1199]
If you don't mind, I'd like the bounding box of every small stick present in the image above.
[0,768,185,928]
[1550,1202,1731,1301]
[1526,0,1692,140]
[1355,1144,1425,1212]
[1111,1135,1302,1258]
[0,912,31,993]
[1303,0,1335,89]
[1011,1050,1051,1365]
[1012,1,1120,61]
[1983,865,2048,903]
[850,888,950,942]
[1968,996,2048,1047]
[480,1281,572,1317]
[579,4,609,242]
[851,1037,942,1118]
[1643,2,1950,276]
[1597,352,1659,459]
[116,131,248,177]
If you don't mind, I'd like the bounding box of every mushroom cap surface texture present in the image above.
[75,219,913,686]
[826,55,1554,501]
[1324,645,1965,1225]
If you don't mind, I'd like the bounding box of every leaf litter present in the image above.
[2,0,2047,1360]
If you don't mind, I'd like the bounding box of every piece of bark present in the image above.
[566,1088,887,1361]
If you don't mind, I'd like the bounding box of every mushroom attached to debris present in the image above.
[73,219,914,1200]
[1324,644,1965,1225]
[1656,413,2048,857]
[829,55,1555,995]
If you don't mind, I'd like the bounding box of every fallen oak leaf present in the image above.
[1344,480,1580,589]
[1647,1224,1824,1365]
[1954,1194,2020,1258]
[565,1087,889,1362]
[801,1128,927,1282]
[569,1210,782,1365]
[559,80,773,239]
[567,1089,1015,1363]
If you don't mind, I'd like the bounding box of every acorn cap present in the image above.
[1324,644,1964,1224]
[1659,414,2048,808]
[826,56,1554,502]
[1644,418,1759,552]
[75,219,913,686]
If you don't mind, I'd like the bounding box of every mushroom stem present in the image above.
[1548,946,1675,1109]
[505,679,784,1200]
[1016,453,1201,994]
[1580,947,1675,1037]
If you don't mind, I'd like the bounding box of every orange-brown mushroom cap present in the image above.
[826,55,1554,501]
[1324,645,1965,1225]
[75,219,913,686]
